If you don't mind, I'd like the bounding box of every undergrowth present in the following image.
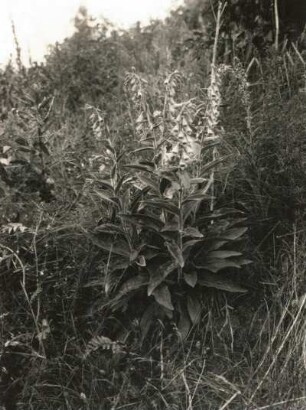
[1,2,306,410]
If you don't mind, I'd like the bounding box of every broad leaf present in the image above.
[119,213,164,231]
[140,304,155,343]
[115,175,132,194]
[221,227,248,240]
[0,157,12,166]
[183,239,204,251]
[196,258,241,273]
[182,200,199,221]
[137,174,160,194]
[15,137,29,146]
[208,250,242,259]
[142,245,162,260]
[109,258,131,272]
[178,170,191,189]
[152,285,174,310]
[98,180,114,191]
[165,241,184,267]
[198,272,248,293]
[157,169,180,183]
[110,165,117,180]
[37,140,50,156]
[132,147,154,154]
[159,230,178,242]
[233,257,252,266]
[136,255,146,267]
[124,164,153,173]
[94,224,125,235]
[183,227,203,238]
[160,306,174,319]
[142,198,180,215]
[190,177,207,184]
[161,220,179,232]
[198,208,244,221]
[94,189,117,205]
[184,271,198,287]
[187,294,201,324]
[147,261,177,296]
[207,240,228,251]
[116,150,126,163]
[129,249,139,262]
[118,276,147,297]
[200,156,227,175]
[89,234,130,257]
[163,181,180,199]
[200,141,220,154]
[130,186,151,212]
[183,193,212,203]
[178,306,191,340]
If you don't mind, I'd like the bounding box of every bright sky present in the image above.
[1,0,183,67]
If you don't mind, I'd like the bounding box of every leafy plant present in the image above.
[85,67,250,342]
[0,90,55,206]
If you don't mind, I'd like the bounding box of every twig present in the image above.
[159,328,164,388]
[0,243,26,287]
[252,395,306,410]
[181,370,193,410]
[274,0,279,51]
[212,2,223,68]
[191,359,206,402]
[219,392,240,410]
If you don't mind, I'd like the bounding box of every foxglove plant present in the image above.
[84,3,250,342]
[84,67,250,343]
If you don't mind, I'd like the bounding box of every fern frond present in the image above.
[83,335,124,359]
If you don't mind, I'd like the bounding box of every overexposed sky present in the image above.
[0,0,183,66]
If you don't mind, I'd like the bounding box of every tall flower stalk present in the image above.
[205,1,227,214]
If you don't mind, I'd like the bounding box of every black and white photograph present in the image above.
[0,1,306,409]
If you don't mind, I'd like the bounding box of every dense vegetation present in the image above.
[1,1,306,409]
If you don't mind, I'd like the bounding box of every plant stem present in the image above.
[274,0,279,51]
[209,2,223,215]
[212,2,223,68]
[178,184,184,281]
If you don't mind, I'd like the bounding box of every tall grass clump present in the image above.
[208,36,306,407]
